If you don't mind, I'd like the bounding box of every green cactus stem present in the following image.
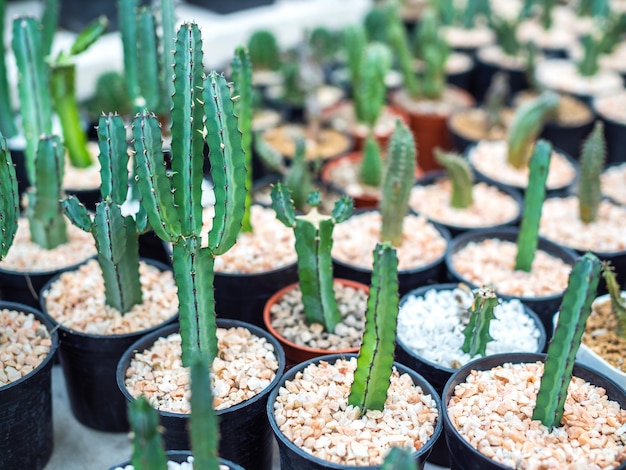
[85,71,133,119]
[62,114,143,313]
[433,0,456,26]
[284,137,313,211]
[0,1,17,138]
[461,0,491,29]
[0,133,18,259]
[232,46,254,233]
[12,15,53,185]
[484,71,509,132]
[533,252,601,430]
[348,242,399,414]
[491,16,520,57]
[578,121,605,224]
[461,287,498,357]
[540,0,556,30]
[136,8,161,113]
[387,7,420,98]
[435,149,474,209]
[41,0,58,59]
[381,447,417,470]
[360,133,384,188]
[514,140,551,272]
[247,29,281,71]
[159,0,176,113]
[578,0,610,17]
[413,8,450,100]
[380,120,416,247]
[271,182,353,333]
[364,4,392,43]
[118,0,141,109]
[128,396,168,470]
[578,34,601,77]
[602,262,626,338]
[506,91,559,169]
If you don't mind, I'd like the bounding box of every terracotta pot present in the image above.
[263,278,369,367]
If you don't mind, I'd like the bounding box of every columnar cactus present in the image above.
[578,121,605,224]
[380,120,416,247]
[0,133,18,258]
[515,140,552,272]
[533,252,601,429]
[435,149,474,209]
[0,1,17,138]
[271,182,353,333]
[412,8,450,100]
[134,23,246,366]
[348,242,399,414]
[602,262,626,338]
[247,29,281,71]
[386,6,420,98]
[62,114,143,313]
[461,287,498,357]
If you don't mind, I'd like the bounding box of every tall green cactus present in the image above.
[0,1,17,138]
[413,8,450,100]
[343,24,367,118]
[134,23,246,366]
[136,7,161,113]
[515,140,551,272]
[348,242,399,414]
[435,149,474,209]
[12,15,53,185]
[284,137,313,211]
[386,6,420,98]
[533,252,601,429]
[128,396,168,470]
[602,262,626,339]
[380,120,416,247]
[26,135,68,249]
[247,29,281,71]
[578,121,605,224]
[0,133,18,259]
[271,183,353,333]
[360,134,384,188]
[62,114,143,313]
[461,287,498,357]
[507,91,559,169]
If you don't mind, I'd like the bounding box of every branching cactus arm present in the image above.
[284,136,313,212]
[578,121,605,224]
[0,133,18,258]
[461,287,498,357]
[435,149,474,209]
[602,262,626,338]
[128,396,168,470]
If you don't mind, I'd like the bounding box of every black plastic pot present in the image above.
[445,53,475,95]
[442,352,626,470]
[39,258,176,432]
[59,0,149,32]
[539,115,595,162]
[185,0,275,14]
[117,318,286,470]
[108,450,245,470]
[596,110,626,165]
[412,171,524,237]
[473,49,528,104]
[266,353,443,469]
[445,227,579,342]
[0,302,59,470]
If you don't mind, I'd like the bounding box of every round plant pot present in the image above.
[442,352,626,470]
[117,318,286,470]
[108,450,245,470]
[266,353,443,470]
[39,258,177,432]
[594,93,626,165]
[447,107,513,154]
[262,278,369,366]
[0,301,59,470]
[444,227,579,341]
[473,47,528,104]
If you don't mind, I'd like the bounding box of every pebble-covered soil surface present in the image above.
[602,163,626,206]
[584,296,626,373]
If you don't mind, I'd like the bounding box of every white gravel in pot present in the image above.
[535,59,624,99]
[397,286,542,369]
[440,25,494,50]
[602,163,626,206]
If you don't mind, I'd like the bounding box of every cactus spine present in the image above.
[578,121,605,224]
[380,120,416,247]
[533,252,601,429]
[461,287,498,357]
[507,92,559,169]
[134,23,246,366]
[435,149,474,209]
[348,242,399,414]
[128,396,168,470]
[62,114,143,313]
[0,133,18,258]
[602,262,626,339]
[271,182,353,333]
[515,140,551,272]
[0,1,17,138]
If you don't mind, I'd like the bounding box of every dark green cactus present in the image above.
[461,287,498,357]
[533,252,601,429]
[271,182,353,333]
[85,71,133,120]
[50,15,108,168]
[0,1,17,138]
[118,0,141,109]
[578,121,605,224]
[343,23,367,119]
[380,120,416,247]
[435,149,474,209]
[602,262,626,339]
[433,0,456,26]
[364,5,392,43]
[62,114,143,314]
[128,396,168,470]
[515,140,551,272]
[381,448,417,470]
[247,29,281,71]
[309,27,339,63]
[134,23,246,366]
[26,135,68,249]
[136,8,161,113]
[507,91,559,169]
[0,133,18,259]
[348,242,399,414]
[386,6,420,98]
[413,8,450,100]
[12,15,53,185]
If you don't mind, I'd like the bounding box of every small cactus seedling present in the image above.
[602,262,626,339]
[435,149,474,209]
[506,91,559,169]
[0,1,17,138]
[533,252,601,430]
[271,182,353,333]
[62,114,144,314]
[0,132,18,259]
[348,242,399,414]
[247,29,281,71]
[308,26,339,64]
[461,286,498,357]
[515,140,552,272]
[381,447,417,470]
[380,120,416,247]
[364,4,392,43]
[578,121,605,224]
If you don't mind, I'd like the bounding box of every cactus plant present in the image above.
[506,91,559,169]
[348,242,399,414]
[434,149,473,209]
[578,0,610,17]
[539,0,557,30]
[412,8,450,100]
[247,29,281,71]
[532,252,602,429]
[380,120,416,247]
[460,0,491,29]
[491,16,521,57]
[364,5,391,43]
[461,286,498,357]
[85,71,133,120]
[61,114,144,313]
[381,448,417,470]
[0,133,18,259]
[578,121,605,224]
[515,140,552,272]
[128,396,169,470]
[271,182,353,333]
[50,15,108,168]
[577,33,601,77]
[483,71,509,133]
[602,262,626,339]
[134,23,246,366]
[0,1,17,138]
[432,0,456,26]
[386,7,420,98]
